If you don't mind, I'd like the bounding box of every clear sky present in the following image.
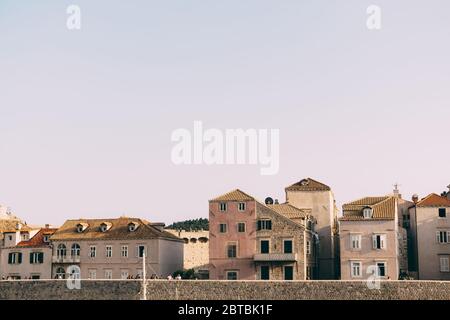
[1,0,449,226]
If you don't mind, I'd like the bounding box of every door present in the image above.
[284,266,293,280]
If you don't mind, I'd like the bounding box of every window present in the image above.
[30,252,44,264]
[21,234,29,241]
[121,270,129,279]
[260,266,270,280]
[284,240,293,254]
[128,223,137,232]
[31,275,40,280]
[57,244,67,258]
[219,202,227,212]
[226,271,238,280]
[351,234,361,250]
[284,266,293,280]
[89,246,97,258]
[436,231,450,244]
[106,245,113,258]
[71,243,80,257]
[306,241,311,255]
[238,202,246,211]
[219,223,227,233]
[88,269,97,279]
[138,245,146,258]
[372,234,386,249]
[237,222,246,233]
[376,262,386,277]
[351,262,362,277]
[43,235,50,243]
[104,269,113,279]
[227,243,237,258]
[121,245,128,257]
[363,207,373,219]
[56,267,65,279]
[257,220,272,231]
[8,252,22,264]
[260,240,270,254]
[439,208,447,218]
[440,257,450,272]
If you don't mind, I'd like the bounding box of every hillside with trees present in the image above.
[166,218,209,231]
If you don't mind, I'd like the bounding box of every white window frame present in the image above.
[350,261,362,278]
[372,234,386,250]
[376,261,387,277]
[440,256,450,272]
[121,245,128,257]
[106,245,113,258]
[219,223,227,233]
[436,231,450,244]
[137,245,146,258]
[237,222,246,233]
[120,269,129,279]
[226,271,238,280]
[88,269,97,279]
[219,202,227,212]
[104,269,113,279]
[350,234,362,250]
[238,202,246,212]
[363,208,373,219]
[89,246,97,258]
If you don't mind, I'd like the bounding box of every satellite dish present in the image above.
[265,197,274,205]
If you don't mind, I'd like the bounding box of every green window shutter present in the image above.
[257,220,261,231]
[8,253,12,264]
[39,252,44,263]
[30,253,33,264]
[18,253,22,264]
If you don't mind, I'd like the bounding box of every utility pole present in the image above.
[142,251,147,300]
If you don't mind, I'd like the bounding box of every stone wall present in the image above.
[0,280,449,300]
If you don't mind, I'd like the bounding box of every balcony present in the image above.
[52,256,81,263]
[253,253,297,262]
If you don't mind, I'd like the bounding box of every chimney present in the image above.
[393,183,402,199]
[274,199,279,204]
[412,194,419,204]
[45,224,50,228]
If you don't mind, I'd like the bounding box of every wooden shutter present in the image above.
[30,253,33,264]
[257,220,261,231]
[372,235,377,249]
[18,253,22,264]
[39,252,44,263]
[8,253,13,264]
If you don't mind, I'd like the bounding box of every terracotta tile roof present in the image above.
[416,193,450,207]
[285,178,331,191]
[267,203,311,220]
[210,189,255,202]
[340,196,396,221]
[50,217,183,242]
[17,228,57,247]
[0,219,38,238]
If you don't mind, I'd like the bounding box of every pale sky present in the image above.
[1,1,449,227]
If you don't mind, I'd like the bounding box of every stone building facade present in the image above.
[165,229,209,275]
[209,189,318,280]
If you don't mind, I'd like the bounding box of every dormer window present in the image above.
[128,222,138,232]
[363,207,373,219]
[76,223,88,233]
[100,222,112,233]
[43,235,50,243]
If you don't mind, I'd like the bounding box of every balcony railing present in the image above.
[253,253,297,262]
[52,256,81,263]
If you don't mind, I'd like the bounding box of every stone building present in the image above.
[50,217,184,279]
[339,195,409,280]
[165,229,209,276]
[284,178,339,279]
[0,227,57,279]
[209,189,318,280]
[410,192,450,280]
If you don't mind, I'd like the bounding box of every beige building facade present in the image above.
[285,178,339,279]
[50,217,184,279]
[412,193,450,280]
[339,196,408,280]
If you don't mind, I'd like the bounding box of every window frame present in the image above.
[350,234,362,250]
[89,245,97,258]
[237,222,246,233]
[106,245,113,258]
[350,261,362,278]
[440,256,450,272]
[227,242,237,259]
[260,239,270,254]
[438,208,447,218]
[283,239,293,254]
[219,223,227,233]
[226,271,238,280]
[238,202,246,212]
[219,202,227,212]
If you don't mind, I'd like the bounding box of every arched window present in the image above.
[56,267,66,279]
[71,243,81,257]
[199,237,208,243]
[57,244,67,258]
[190,238,197,243]
[183,238,189,244]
